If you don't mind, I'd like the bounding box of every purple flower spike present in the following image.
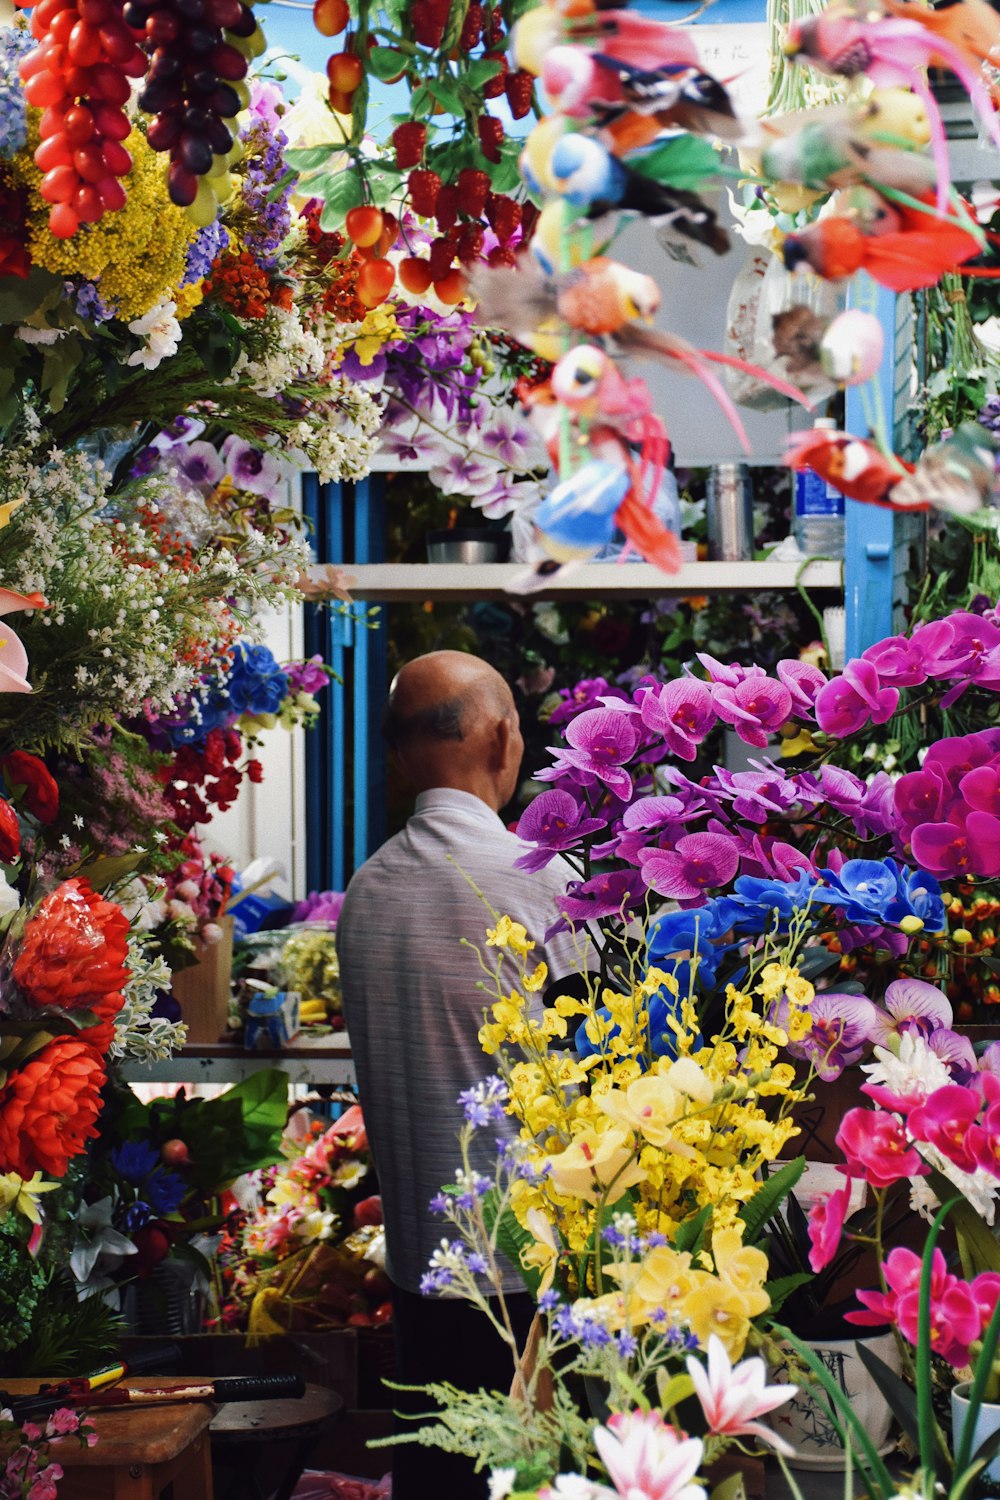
[814,659,899,737]
[786,993,877,1081]
[639,679,716,761]
[869,976,952,1047]
[638,832,740,901]
[776,659,827,715]
[540,708,642,800]
[710,678,793,748]
[514,789,606,871]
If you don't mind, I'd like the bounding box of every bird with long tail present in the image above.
[469,259,811,453]
[782,195,984,290]
[513,5,702,77]
[783,1,1000,215]
[785,427,911,506]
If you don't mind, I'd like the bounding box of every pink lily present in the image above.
[687,1336,798,1457]
[0,589,45,694]
[592,1410,706,1500]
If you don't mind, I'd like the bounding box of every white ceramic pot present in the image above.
[771,1331,900,1470]
[952,1381,1000,1491]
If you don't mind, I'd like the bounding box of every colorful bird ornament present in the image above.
[782,200,983,291]
[785,427,910,507]
[513,5,701,77]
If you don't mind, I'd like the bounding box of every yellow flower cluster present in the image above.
[335,305,402,367]
[478,918,818,1359]
[11,121,196,321]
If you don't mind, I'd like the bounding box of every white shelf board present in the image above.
[121,1036,356,1087]
[331,559,843,603]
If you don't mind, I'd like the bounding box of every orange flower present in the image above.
[0,1037,106,1178]
[14,877,130,1011]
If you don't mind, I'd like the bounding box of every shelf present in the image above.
[333,559,843,603]
[121,1035,355,1087]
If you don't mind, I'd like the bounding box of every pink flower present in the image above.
[907,1084,982,1173]
[687,1336,798,1456]
[0,587,44,695]
[710,677,793,749]
[814,659,899,737]
[593,1410,706,1500]
[807,1179,854,1272]
[638,832,740,901]
[849,1247,985,1367]
[639,679,717,762]
[835,1107,928,1188]
[776,658,827,715]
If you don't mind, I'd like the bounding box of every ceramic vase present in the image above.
[771,1330,899,1470]
[952,1381,1000,1495]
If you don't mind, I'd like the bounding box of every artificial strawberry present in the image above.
[504,68,534,120]
[485,192,522,243]
[407,168,442,216]
[434,182,459,231]
[459,1,485,50]
[392,122,427,168]
[487,245,517,267]
[521,201,540,241]
[428,235,456,280]
[482,49,507,98]
[456,167,490,218]
[456,222,485,265]
[486,5,504,45]
[477,114,504,164]
[410,0,449,48]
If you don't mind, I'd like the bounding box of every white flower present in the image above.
[297,1209,337,1243]
[126,299,182,370]
[542,1478,615,1500]
[488,1469,517,1500]
[687,1335,798,1456]
[974,316,1000,357]
[16,326,67,345]
[862,1032,952,1106]
[0,871,20,930]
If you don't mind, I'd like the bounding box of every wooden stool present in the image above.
[209,1383,344,1500]
[2,1378,214,1500]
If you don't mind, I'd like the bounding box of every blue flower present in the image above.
[111,1140,161,1184]
[146,1169,186,1216]
[226,642,289,717]
[817,858,944,932]
[729,870,821,927]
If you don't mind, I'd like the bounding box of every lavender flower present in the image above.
[221,435,283,496]
[182,220,230,286]
[0,27,31,161]
[458,1076,509,1127]
[238,118,293,271]
[66,280,116,324]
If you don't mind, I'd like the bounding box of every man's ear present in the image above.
[492,714,512,772]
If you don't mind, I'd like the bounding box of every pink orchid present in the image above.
[687,1336,798,1456]
[710,677,793,749]
[638,832,740,901]
[835,1107,928,1188]
[776,658,827,714]
[907,1084,982,1174]
[848,1247,987,1367]
[814,659,899,737]
[807,1179,854,1272]
[0,588,44,694]
[639,679,716,762]
[592,1410,706,1500]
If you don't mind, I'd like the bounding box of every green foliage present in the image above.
[0,1223,47,1355]
[739,1156,805,1243]
[481,1188,542,1297]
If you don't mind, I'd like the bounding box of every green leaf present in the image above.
[319,170,366,230]
[710,1472,748,1500]
[78,852,147,891]
[481,1188,542,1296]
[367,45,407,80]
[763,1272,813,1313]
[426,78,464,117]
[220,1068,289,1150]
[673,1203,711,1257]
[0,266,63,325]
[855,1342,919,1447]
[285,145,338,171]
[659,1372,695,1411]
[631,135,727,190]
[39,340,82,415]
[738,1156,806,1243]
[466,57,503,89]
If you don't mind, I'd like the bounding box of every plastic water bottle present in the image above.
[793,417,844,558]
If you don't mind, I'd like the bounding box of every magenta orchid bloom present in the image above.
[638,679,716,761]
[848,1247,991,1368]
[861,633,929,687]
[538,708,642,800]
[553,869,648,928]
[687,1336,797,1456]
[907,1084,983,1174]
[710,677,793,749]
[911,809,1000,879]
[814,659,899,737]
[0,588,45,695]
[592,1409,705,1500]
[867,976,953,1047]
[596,796,688,866]
[786,993,877,1081]
[835,1107,928,1188]
[514,790,607,872]
[807,1180,854,1273]
[639,833,740,902]
[776,658,827,714]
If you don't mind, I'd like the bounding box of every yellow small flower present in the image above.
[784,972,814,1008]
[485,915,534,956]
[0,1171,58,1225]
[523,961,548,993]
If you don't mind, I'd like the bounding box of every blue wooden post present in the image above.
[302,477,349,892]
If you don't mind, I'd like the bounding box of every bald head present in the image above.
[383,651,523,810]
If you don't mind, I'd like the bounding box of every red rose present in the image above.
[14,877,130,1010]
[2,751,59,824]
[0,797,20,863]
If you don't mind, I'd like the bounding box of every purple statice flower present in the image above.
[537,707,642,800]
[548,677,628,726]
[639,831,740,902]
[292,890,344,925]
[429,1193,450,1215]
[637,678,716,762]
[981,394,1000,434]
[710,676,793,748]
[514,789,607,872]
[221,434,283,496]
[776,658,827,715]
[814,659,899,737]
[616,1331,639,1358]
[538,1289,560,1313]
[66,279,116,323]
[784,992,877,1081]
[551,869,648,928]
[238,118,293,271]
[182,219,230,285]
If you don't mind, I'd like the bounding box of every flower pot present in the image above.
[425,527,511,564]
[952,1381,1000,1491]
[171,914,235,1043]
[771,1331,899,1469]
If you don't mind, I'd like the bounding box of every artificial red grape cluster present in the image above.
[16,0,147,238]
[128,0,258,208]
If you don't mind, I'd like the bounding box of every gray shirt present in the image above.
[337,787,583,1294]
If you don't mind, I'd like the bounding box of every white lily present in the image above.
[686,1335,798,1457]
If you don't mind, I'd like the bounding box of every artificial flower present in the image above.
[592,1409,706,1500]
[0,1170,58,1225]
[13,877,130,1011]
[0,1038,106,1178]
[687,1335,798,1455]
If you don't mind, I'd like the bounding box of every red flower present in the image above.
[0,176,30,280]
[2,751,59,824]
[0,1037,106,1177]
[0,797,20,863]
[14,877,130,1010]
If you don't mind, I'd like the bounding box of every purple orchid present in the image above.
[893,765,948,838]
[549,677,629,726]
[476,406,544,471]
[710,677,793,748]
[221,435,283,496]
[862,633,929,687]
[537,708,642,800]
[514,789,607,872]
[710,766,803,824]
[911,810,1000,878]
[428,448,496,498]
[814,659,899,737]
[638,832,740,901]
[737,832,818,881]
[785,993,877,1081]
[595,795,689,865]
[174,440,225,490]
[867,975,953,1046]
[378,421,450,469]
[696,653,767,687]
[551,868,648,930]
[776,658,828,715]
[638,679,717,761]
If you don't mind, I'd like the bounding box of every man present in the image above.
[337,650,582,1500]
